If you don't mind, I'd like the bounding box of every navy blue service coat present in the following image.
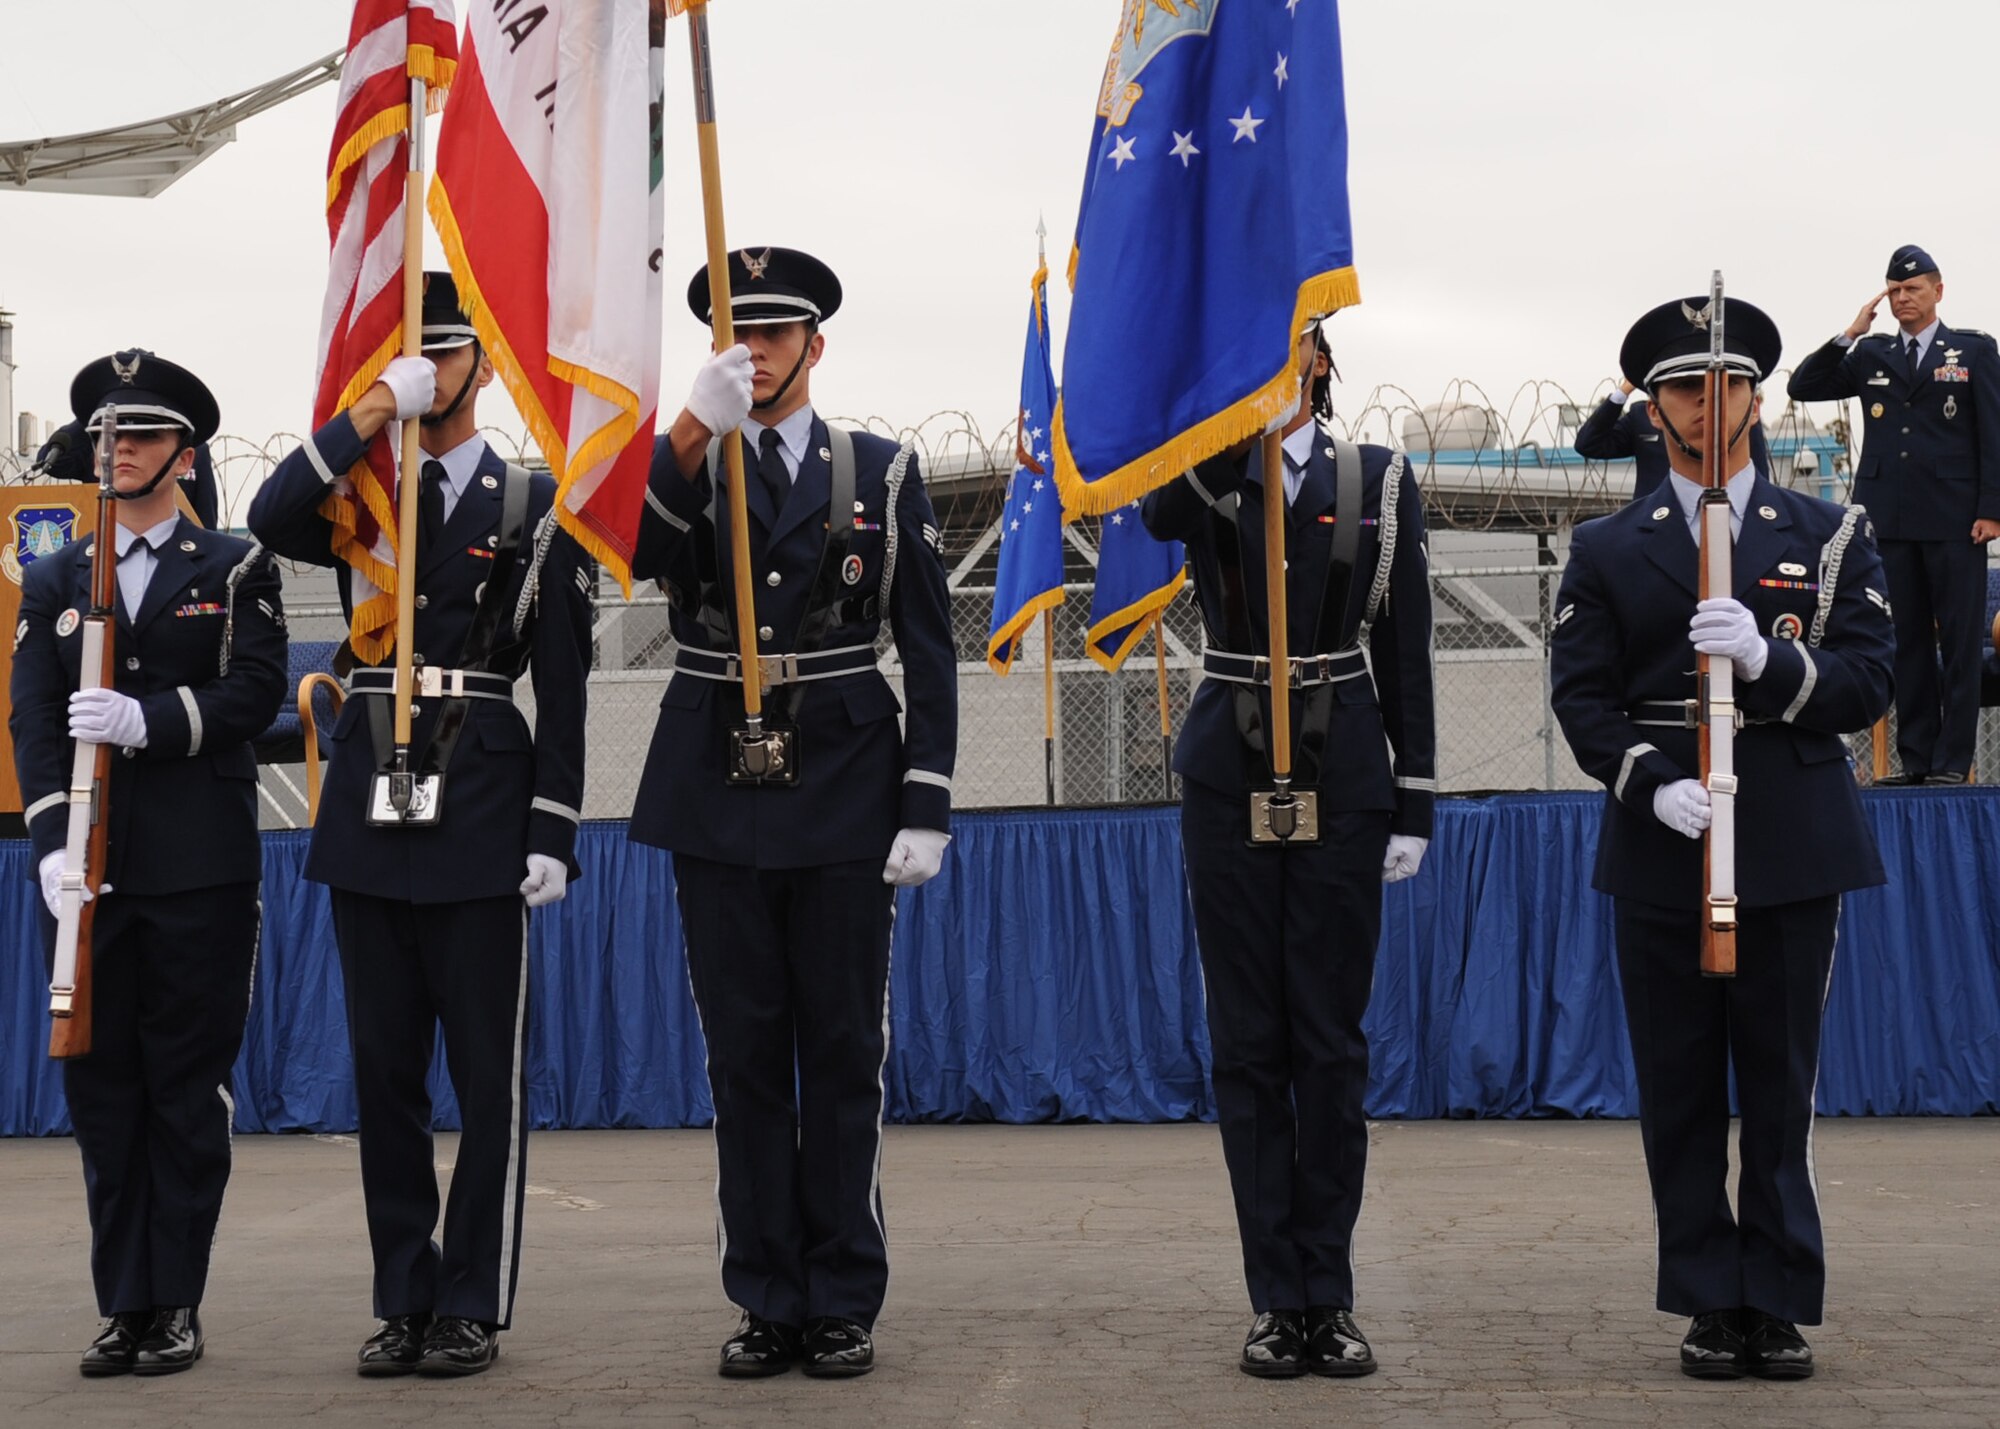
[628,415,958,866]
[1142,436,1437,837]
[12,517,287,891]
[247,416,593,902]
[1551,475,1893,908]
[1788,325,2000,540]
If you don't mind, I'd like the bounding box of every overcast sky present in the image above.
[3,0,1997,461]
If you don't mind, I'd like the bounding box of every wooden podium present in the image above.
[0,483,198,817]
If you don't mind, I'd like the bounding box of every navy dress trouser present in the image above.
[330,890,532,1329]
[1879,536,1986,777]
[1613,895,1840,1326]
[673,853,896,1330]
[46,884,260,1316]
[1179,781,1390,1314]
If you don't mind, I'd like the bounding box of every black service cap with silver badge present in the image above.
[421,270,480,352]
[1619,296,1782,393]
[70,350,220,444]
[687,246,842,328]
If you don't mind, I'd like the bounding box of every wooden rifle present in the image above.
[1696,272,1739,978]
[48,407,121,1057]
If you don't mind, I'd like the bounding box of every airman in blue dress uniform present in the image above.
[630,247,958,1379]
[1788,244,2000,783]
[247,274,593,1377]
[12,352,287,1377]
[1575,377,1770,497]
[1553,295,1894,1381]
[1141,324,1436,1380]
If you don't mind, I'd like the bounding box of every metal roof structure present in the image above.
[0,50,341,198]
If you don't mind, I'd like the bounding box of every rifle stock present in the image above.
[1698,272,1739,978]
[49,411,121,1057]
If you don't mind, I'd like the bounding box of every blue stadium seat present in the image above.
[254,638,342,764]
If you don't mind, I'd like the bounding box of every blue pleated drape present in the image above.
[4,791,1996,1135]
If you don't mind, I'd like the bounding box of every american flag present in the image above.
[313,0,457,663]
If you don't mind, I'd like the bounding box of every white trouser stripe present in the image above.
[867,897,897,1267]
[495,906,530,1324]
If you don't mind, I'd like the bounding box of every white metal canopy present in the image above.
[0,50,341,199]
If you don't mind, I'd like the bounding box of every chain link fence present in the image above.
[10,385,1993,827]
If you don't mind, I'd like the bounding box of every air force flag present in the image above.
[986,259,1068,675]
[1054,0,1360,515]
[1086,506,1184,671]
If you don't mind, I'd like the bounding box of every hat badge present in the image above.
[740,248,772,281]
[1680,300,1711,330]
[111,351,142,385]
[1904,260,1918,272]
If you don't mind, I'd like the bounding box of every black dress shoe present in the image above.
[719,1314,801,1378]
[416,1316,500,1377]
[1923,771,1969,786]
[1873,771,1926,786]
[1741,1310,1814,1380]
[357,1313,432,1377]
[79,1312,152,1378]
[1240,1309,1308,1378]
[1304,1306,1377,1377]
[801,1316,875,1378]
[132,1307,203,1376]
[1679,1309,1745,1379]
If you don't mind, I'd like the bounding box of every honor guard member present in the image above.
[1552,297,1893,1380]
[1141,323,1436,1380]
[34,416,221,529]
[246,274,592,1377]
[1575,378,1770,499]
[11,353,287,1376]
[1789,245,2000,783]
[630,247,957,1379]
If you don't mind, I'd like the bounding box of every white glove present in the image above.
[1382,834,1429,884]
[520,853,568,908]
[1689,597,1768,682]
[883,828,951,888]
[685,344,755,436]
[38,849,103,919]
[1652,779,1712,840]
[377,355,438,421]
[68,687,147,749]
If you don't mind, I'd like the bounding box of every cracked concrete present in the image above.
[0,1120,1994,1427]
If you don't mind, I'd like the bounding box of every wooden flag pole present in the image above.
[386,75,429,812]
[1262,432,1292,780]
[685,2,765,727]
[1042,608,1058,806]
[1153,616,1173,782]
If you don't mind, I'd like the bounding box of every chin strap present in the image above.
[110,437,192,502]
[1646,383,1758,464]
[421,343,484,428]
[752,323,817,412]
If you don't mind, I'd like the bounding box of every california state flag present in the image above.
[428,0,667,588]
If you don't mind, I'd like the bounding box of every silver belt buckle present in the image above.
[419,666,442,699]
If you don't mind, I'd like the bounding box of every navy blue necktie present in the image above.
[756,428,789,515]
[419,460,447,547]
[1906,336,1922,383]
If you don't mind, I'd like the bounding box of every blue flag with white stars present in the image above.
[1054,0,1359,516]
[987,258,1068,675]
[1086,503,1185,671]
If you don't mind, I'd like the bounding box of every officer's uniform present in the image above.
[245,278,592,1342]
[1553,298,1893,1354]
[630,250,957,1350]
[11,353,286,1365]
[1141,418,1435,1332]
[1575,391,1770,498]
[1788,245,2000,780]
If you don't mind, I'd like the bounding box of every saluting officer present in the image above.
[1141,323,1436,1380]
[631,247,957,1379]
[1575,377,1770,498]
[1789,244,2000,784]
[246,275,593,1377]
[1552,297,1894,1380]
[12,352,287,1377]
